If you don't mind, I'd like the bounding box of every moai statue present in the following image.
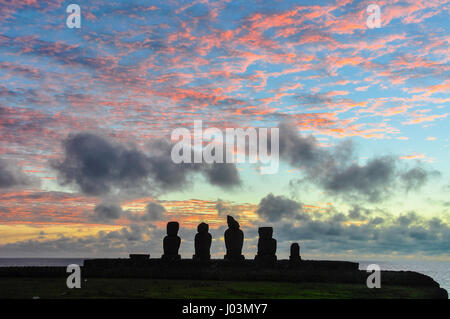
[162,221,181,261]
[289,243,301,263]
[224,215,245,261]
[254,227,277,264]
[193,222,212,261]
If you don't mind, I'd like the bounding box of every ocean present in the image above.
[0,258,87,267]
[0,258,448,297]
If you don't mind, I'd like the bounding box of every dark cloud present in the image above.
[277,122,437,202]
[322,156,397,201]
[0,158,35,189]
[250,193,450,256]
[51,132,241,196]
[105,224,147,242]
[51,133,151,195]
[400,167,439,192]
[278,122,330,169]
[397,211,419,227]
[255,193,302,222]
[144,202,166,221]
[203,162,242,189]
[128,201,167,222]
[348,205,373,220]
[92,202,123,221]
[215,199,232,216]
[275,205,450,256]
[370,216,384,225]
[91,201,180,226]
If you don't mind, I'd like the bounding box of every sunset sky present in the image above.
[0,0,449,261]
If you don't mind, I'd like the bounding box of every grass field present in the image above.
[0,278,442,299]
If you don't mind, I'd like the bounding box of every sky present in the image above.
[0,0,449,261]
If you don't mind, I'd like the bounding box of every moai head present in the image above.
[167,221,179,236]
[258,227,273,240]
[197,222,209,233]
[227,215,240,229]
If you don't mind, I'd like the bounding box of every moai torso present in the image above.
[194,222,212,260]
[255,227,277,263]
[224,227,244,255]
[257,227,276,256]
[289,242,301,263]
[224,215,244,260]
[162,221,181,260]
[163,236,181,255]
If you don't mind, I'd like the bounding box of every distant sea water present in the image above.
[0,258,448,298]
[0,258,86,267]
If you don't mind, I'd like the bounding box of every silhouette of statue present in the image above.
[162,221,181,261]
[193,222,212,261]
[289,243,301,262]
[224,215,244,261]
[255,227,277,263]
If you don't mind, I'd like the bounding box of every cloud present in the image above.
[255,193,302,222]
[128,201,167,222]
[2,198,448,258]
[348,205,373,220]
[107,224,148,242]
[203,162,242,189]
[400,167,439,192]
[92,202,123,221]
[145,201,167,220]
[0,224,157,257]
[322,156,397,201]
[277,122,437,202]
[215,199,235,216]
[92,200,167,223]
[269,199,450,256]
[51,132,241,196]
[0,158,36,189]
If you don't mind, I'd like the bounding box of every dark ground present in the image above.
[0,278,445,299]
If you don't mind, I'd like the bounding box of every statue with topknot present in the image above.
[224,215,244,261]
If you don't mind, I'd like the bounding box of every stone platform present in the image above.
[0,258,447,299]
